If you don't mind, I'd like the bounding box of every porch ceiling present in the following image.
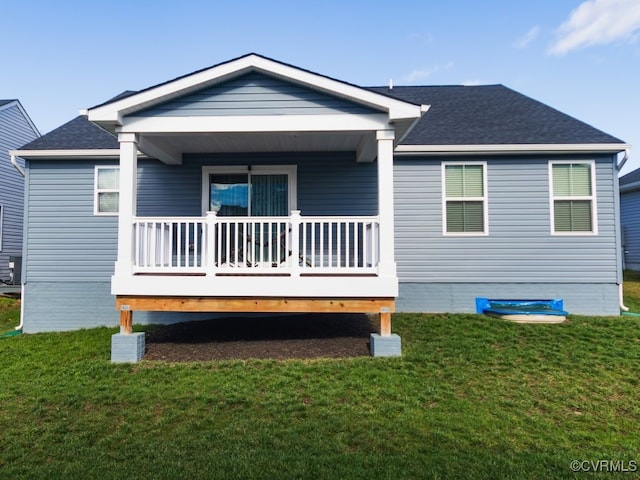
[140,131,370,156]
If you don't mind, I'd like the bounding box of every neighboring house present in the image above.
[11,54,628,359]
[619,168,640,270]
[0,100,39,284]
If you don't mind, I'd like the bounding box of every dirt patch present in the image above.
[144,313,376,361]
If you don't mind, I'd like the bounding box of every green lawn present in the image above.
[0,297,20,337]
[0,285,639,479]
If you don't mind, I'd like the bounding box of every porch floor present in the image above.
[144,313,375,361]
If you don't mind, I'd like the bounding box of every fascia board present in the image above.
[88,54,421,124]
[118,113,391,133]
[250,57,422,121]
[10,149,125,159]
[395,143,631,155]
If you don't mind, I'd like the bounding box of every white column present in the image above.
[114,133,138,277]
[377,130,397,277]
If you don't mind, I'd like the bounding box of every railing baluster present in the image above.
[130,215,379,275]
[354,221,359,268]
[345,221,350,268]
[337,220,342,268]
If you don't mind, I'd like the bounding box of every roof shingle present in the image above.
[19,115,118,150]
[367,84,623,145]
[21,83,625,151]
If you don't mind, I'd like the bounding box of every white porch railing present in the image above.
[132,212,380,275]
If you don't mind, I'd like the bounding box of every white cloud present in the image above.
[549,0,640,55]
[404,62,453,83]
[407,32,434,42]
[514,26,540,49]
[462,80,484,86]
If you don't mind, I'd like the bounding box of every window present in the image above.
[442,162,487,234]
[95,166,119,215]
[201,166,297,216]
[549,161,596,234]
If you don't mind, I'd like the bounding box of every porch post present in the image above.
[114,133,138,277]
[376,129,396,277]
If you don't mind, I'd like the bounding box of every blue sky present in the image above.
[3,0,639,174]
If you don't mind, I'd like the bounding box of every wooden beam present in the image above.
[120,309,133,334]
[380,312,391,336]
[116,296,395,314]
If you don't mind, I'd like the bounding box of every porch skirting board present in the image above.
[22,282,254,333]
[396,282,621,316]
[22,280,622,334]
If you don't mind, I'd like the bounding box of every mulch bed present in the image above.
[144,313,376,361]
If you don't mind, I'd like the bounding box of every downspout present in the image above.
[10,154,25,177]
[616,148,629,172]
[15,283,24,330]
[617,149,630,311]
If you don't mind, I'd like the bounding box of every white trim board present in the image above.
[395,143,630,155]
[88,54,423,124]
[9,149,147,159]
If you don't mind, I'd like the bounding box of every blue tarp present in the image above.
[475,298,568,317]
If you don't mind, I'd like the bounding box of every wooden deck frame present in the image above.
[116,295,394,336]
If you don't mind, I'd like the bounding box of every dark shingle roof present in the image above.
[0,99,17,107]
[619,167,640,187]
[368,84,623,145]
[19,115,118,150]
[23,83,625,151]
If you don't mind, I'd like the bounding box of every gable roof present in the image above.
[13,56,628,156]
[87,53,423,127]
[0,99,41,138]
[369,85,624,147]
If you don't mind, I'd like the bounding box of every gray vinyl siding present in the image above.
[136,72,379,117]
[0,103,38,280]
[23,153,377,331]
[26,153,376,281]
[397,282,620,316]
[22,281,240,332]
[25,160,119,282]
[24,151,622,330]
[621,188,640,270]
[394,154,620,315]
[140,153,378,217]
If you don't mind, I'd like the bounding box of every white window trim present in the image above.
[94,165,120,216]
[548,160,598,236]
[201,165,297,216]
[441,161,488,236]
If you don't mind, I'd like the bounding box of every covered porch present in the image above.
[84,54,424,360]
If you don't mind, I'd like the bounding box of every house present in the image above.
[0,100,39,289]
[11,54,628,361]
[619,167,640,270]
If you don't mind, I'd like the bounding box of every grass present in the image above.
[623,269,640,312]
[0,283,639,479]
[0,297,20,336]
